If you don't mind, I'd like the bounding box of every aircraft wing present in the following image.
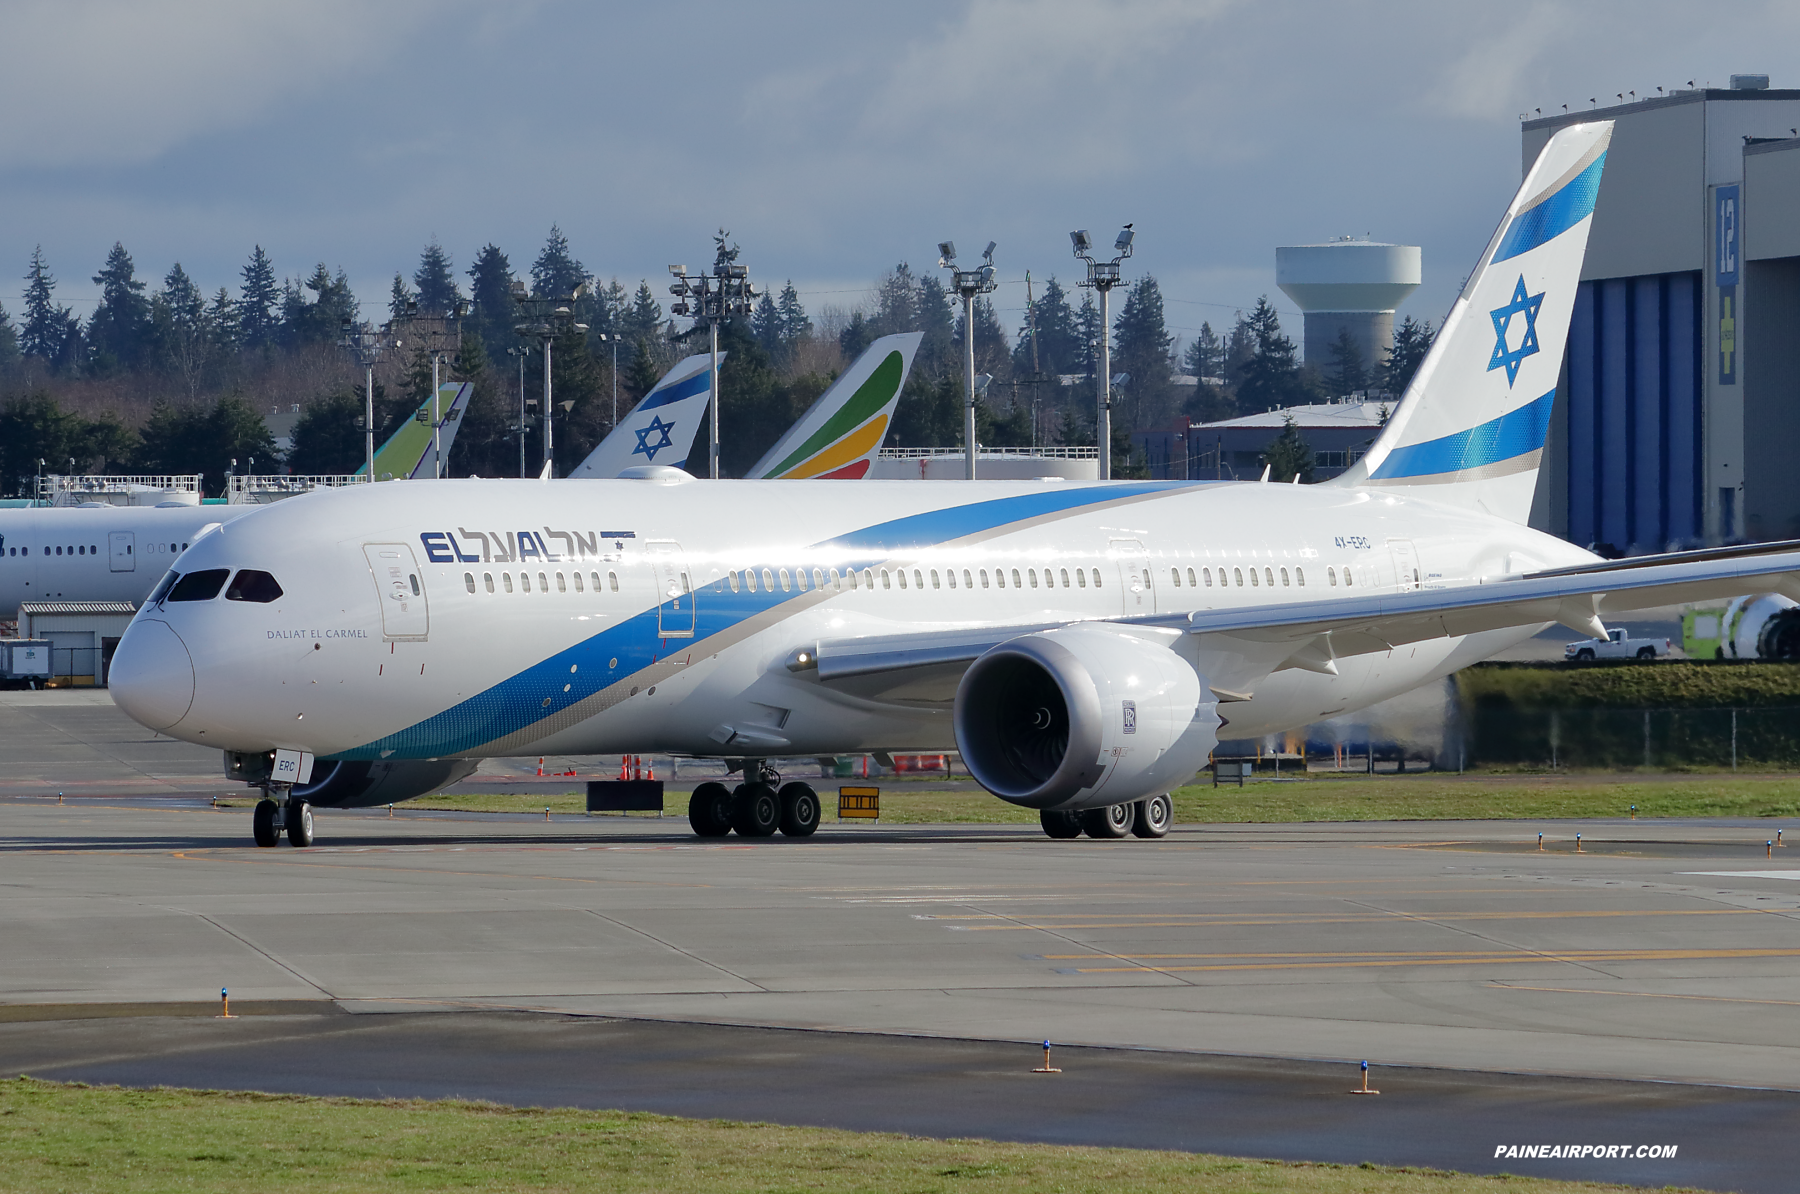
[357,382,472,481]
[748,332,921,478]
[794,543,1800,702]
[566,354,719,478]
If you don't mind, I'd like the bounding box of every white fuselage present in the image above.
[111,477,1594,761]
[0,505,255,611]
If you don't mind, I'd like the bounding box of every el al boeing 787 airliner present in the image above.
[108,122,1800,847]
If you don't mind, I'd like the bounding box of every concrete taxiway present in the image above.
[8,689,1800,1190]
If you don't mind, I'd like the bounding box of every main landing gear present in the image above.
[1039,793,1171,840]
[688,763,820,839]
[252,784,314,848]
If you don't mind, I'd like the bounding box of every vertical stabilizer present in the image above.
[566,354,721,478]
[357,382,473,481]
[1334,121,1612,522]
[748,332,922,478]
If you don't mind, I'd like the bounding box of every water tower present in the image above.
[1275,239,1421,378]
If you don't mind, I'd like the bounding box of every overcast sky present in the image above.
[4,0,1797,356]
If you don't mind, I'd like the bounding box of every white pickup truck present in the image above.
[1564,628,1671,661]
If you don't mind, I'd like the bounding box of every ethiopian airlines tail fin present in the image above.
[566,354,719,478]
[356,382,473,481]
[748,332,921,479]
[1335,120,1612,523]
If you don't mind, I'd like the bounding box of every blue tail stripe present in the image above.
[638,370,712,412]
[1492,152,1606,264]
[1370,390,1556,480]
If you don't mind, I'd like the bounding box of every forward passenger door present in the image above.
[646,540,695,638]
[1110,539,1156,615]
[363,543,429,640]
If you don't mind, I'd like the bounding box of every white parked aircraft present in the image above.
[566,355,722,478]
[109,122,1800,848]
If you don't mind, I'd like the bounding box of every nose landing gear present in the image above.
[250,784,314,848]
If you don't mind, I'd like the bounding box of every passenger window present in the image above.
[1265,568,1274,586]
[590,571,601,592]
[813,568,825,589]
[485,572,495,593]
[464,572,476,594]
[791,568,804,591]
[1234,567,1244,586]
[1060,568,1070,588]
[1091,568,1102,588]
[1296,568,1305,587]
[914,569,923,589]
[1329,567,1337,586]
[1171,567,1181,587]
[931,569,941,589]
[882,570,892,589]
[1076,568,1086,588]
[573,572,583,592]
[535,572,546,592]
[1203,568,1212,587]
[946,569,957,589]
[608,571,619,592]
[995,569,1006,589]
[1012,569,1022,588]
[1344,568,1354,588]
[981,569,990,588]
[503,573,514,593]
[1187,567,1197,586]
[1249,568,1259,587]
[556,572,567,593]
[897,569,908,589]
[1029,569,1039,588]
[411,574,421,596]
[729,571,740,593]
[830,568,842,590]
[762,568,775,591]
[521,573,532,593]
[168,568,229,601]
[862,568,874,589]
[1281,568,1289,587]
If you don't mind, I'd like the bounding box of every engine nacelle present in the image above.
[226,750,479,808]
[953,624,1219,811]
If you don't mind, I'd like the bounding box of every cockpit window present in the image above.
[226,570,283,603]
[167,568,230,602]
[147,570,180,605]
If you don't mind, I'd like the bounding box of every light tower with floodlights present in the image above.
[669,232,757,479]
[938,239,999,480]
[1071,225,1134,481]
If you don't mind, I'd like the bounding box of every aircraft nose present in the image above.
[109,618,196,732]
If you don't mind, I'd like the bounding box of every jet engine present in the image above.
[953,624,1219,811]
[226,751,479,808]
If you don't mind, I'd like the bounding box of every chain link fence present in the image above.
[1462,705,1800,769]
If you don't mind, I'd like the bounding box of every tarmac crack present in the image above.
[165,908,338,1000]
[578,908,769,992]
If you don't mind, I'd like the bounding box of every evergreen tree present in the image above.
[1260,414,1315,483]
[622,339,664,404]
[1224,310,1255,381]
[914,274,956,377]
[953,296,1011,380]
[413,240,461,315]
[288,386,372,476]
[1322,327,1367,396]
[1074,290,1101,377]
[1181,321,1224,380]
[21,247,75,366]
[280,265,358,346]
[388,273,414,320]
[599,279,630,338]
[624,281,661,343]
[751,291,783,359]
[890,372,960,447]
[1058,404,1095,447]
[838,310,873,360]
[1112,275,1174,430]
[1236,297,1310,413]
[0,302,18,375]
[871,264,919,336]
[1014,275,1078,378]
[207,288,240,353]
[530,225,586,299]
[152,262,212,396]
[1381,316,1435,396]
[86,242,151,373]
[447,327,513,478]
[238,246,280,349]
[777,282,811,342]
[0,394,126,494]
[137,396,277,493]
[465,243,515,353]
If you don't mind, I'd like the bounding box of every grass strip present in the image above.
[0,1077,1679,1194]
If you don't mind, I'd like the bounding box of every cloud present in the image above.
[0,0,477,168]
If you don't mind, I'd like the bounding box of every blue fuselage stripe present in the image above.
[1370,390,1556,480]
[638,371,711,412]
[1493,152,1605,264]
[333,482,1207,759]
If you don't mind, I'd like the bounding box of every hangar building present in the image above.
[1522,78,1800,550]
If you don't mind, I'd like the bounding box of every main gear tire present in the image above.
[688,782,733,837]
[1132,793,1173,838]
[730,782,780,837]
[1039,809,1083,839]
[284,800,314,848]
[1082,803,1134,838]
[778,782,821,837]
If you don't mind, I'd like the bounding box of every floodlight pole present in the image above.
[941,242,999,480]
[337,320,396,480]
[670,235,756,479]
[507,346,531,477]
[1073,228,1134,481]
[513,288,588,479]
